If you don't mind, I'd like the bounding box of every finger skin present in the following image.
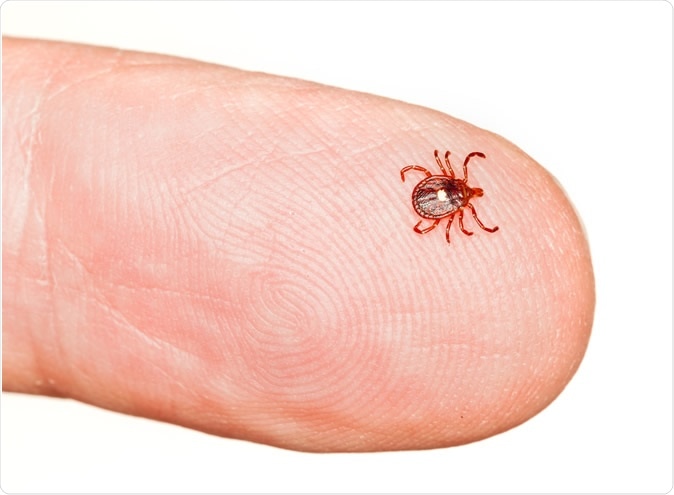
[2,37,594,452]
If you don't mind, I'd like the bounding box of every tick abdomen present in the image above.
[412,176,466,219]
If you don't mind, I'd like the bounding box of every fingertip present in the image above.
[2,38,594,453]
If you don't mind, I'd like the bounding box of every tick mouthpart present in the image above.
[472,187,484,197]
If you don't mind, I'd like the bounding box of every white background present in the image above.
[1,1,671,493]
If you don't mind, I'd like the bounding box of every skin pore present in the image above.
[2,37,594,452]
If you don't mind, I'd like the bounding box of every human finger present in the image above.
[2,37,594,452]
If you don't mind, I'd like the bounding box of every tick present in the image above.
[400,150,499,244]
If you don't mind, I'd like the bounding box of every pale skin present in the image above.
[2,38,595,453]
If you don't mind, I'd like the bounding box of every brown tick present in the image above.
[400,150,499,244]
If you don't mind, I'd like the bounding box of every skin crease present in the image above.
[2,38,595,452]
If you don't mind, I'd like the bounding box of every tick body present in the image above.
[401,150,499,244]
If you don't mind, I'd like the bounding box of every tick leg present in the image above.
[465,203,499,233]
[444,151,456,178]
[434,150,455,178]
[445,214,456,243]
[413,218,440,235]
[400,166,432,182]
[458,209,474,236]
[462,152,486,181]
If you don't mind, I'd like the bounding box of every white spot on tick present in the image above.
[437,189,449,201]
